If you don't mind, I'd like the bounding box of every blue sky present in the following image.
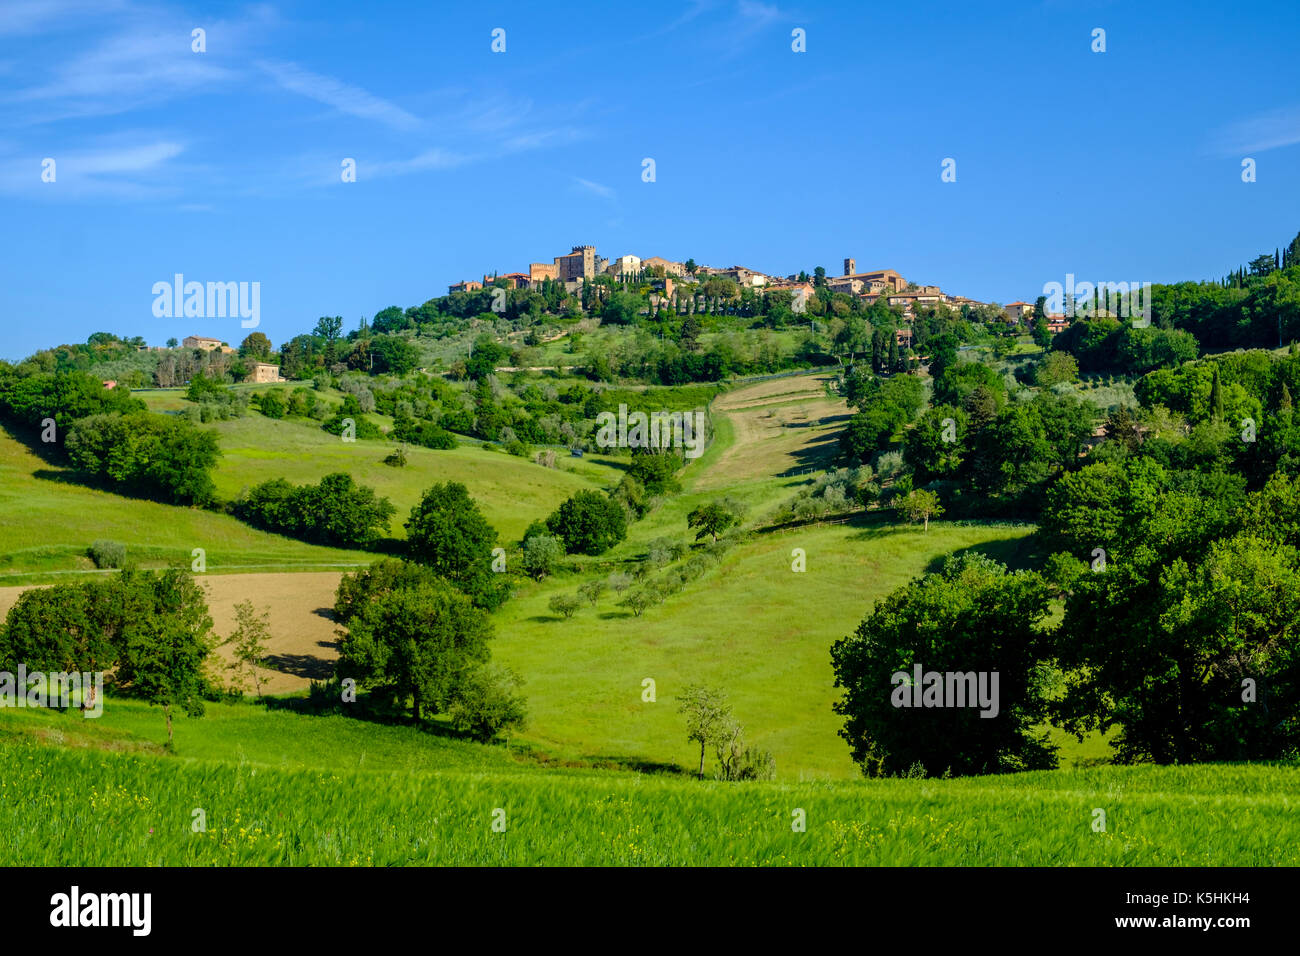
[2,0,1298,360]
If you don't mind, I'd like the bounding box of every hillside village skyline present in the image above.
[5,1,1297,361]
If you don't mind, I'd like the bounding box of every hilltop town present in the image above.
[452,244,1006,314]
[445,244,1078,350]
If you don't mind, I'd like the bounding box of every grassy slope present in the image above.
[483,371,1050,777]
[1,706,1294,865]
[493,519,1041,779]
[204,412,624,545]
[3,368,1293,866]
[0,397,627,582]
[0,425,364,585]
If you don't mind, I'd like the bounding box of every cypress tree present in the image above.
[1210,365,1224,420]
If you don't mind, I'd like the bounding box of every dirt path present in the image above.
[693,373,850,490]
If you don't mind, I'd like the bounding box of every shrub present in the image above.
[647,537,677,568]
[874,450,906,480]
[392,417,457,450]
[612,474,649,520]
[256,390,287,419]
[186,374,228,402]
[447,666,528,742]
[520,534,565,580]
[235,473,395,548]
[286,387,317,418]
[322,413,384,440]
[547,593,582,618]
[619,587,660,616]
[89,539,126,569]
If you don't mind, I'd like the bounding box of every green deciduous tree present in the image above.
[113,569,215,748]
[903,406,967,482]
[546,490,627,555]
[336,577,492,721]
[831,554,1057,777]
[677,683,733,778]
[897,488,943,531]
[687,499,743,542]
[405,482,506,608]
[226,600,271,697]
[1035,350,1079,387]
[239,332,273,360]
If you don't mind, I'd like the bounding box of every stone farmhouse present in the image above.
[249,362,282,383]
[182,334,235,354]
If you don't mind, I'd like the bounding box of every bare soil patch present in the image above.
[0,571,344,696]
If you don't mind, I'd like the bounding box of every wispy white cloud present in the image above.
[574,177,615,199]
[66,140,183,173]
[364,148,470,179]
[712,0,792,60]
[0,137,185,198]
[503,127,584,152]
[736,0,783,27]
[258,60,422,131]
[1214,105,1300,155]
[0,0,129,38]
[3,9,261,123]
[0,3,583,200]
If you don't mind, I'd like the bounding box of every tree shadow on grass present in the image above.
[922,533,1046,575]
[579,755,689,776]
[32,467,85,486]
[360,537,405,557]
[256,692,503,745]
[838,511,910,540]
[774,415,851,478]
[261,652,335,681]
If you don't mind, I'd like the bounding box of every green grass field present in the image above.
[0,425,365,585]
[205,413,624,544]
[0,397,627,582]
[493,519,1043,779]
[1,703,1294,865]
[1,368,1294,866]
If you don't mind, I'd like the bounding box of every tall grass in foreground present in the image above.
[2,736,1295,866]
